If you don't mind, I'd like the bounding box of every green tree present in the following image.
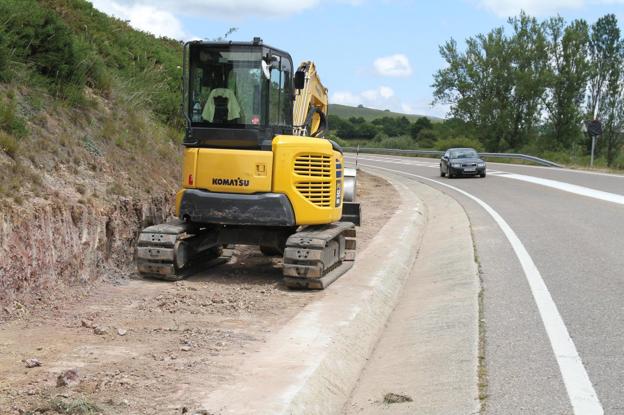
[416,128,438,148]
[348,116,366,125]
[371,116,410,136]
[354,122,378,139]
[410,117,433,139]
[433,28,515,151]
[337,119,356,139]
[506,13,549,149]
[328,114,346,131]
[434,13,549,152]
[587,14,623,166]
[543,17,590,150]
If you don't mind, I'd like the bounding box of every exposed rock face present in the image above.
[0,193,173,306]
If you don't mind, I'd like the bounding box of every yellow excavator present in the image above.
[136,38,360,289]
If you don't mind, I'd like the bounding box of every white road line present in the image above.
[357,162,604,415]
[500,173,624,205]
[348,153,624,179]
[348,156,624,206]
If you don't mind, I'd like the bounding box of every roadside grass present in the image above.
[50,396,101,415]
[25,395,102,415]
[468,221,488,414]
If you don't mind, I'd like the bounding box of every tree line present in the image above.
[327,114,482,152]
[433,12,624,167]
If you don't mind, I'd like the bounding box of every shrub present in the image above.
[416,128,439,148]
[435,136,483,152]
[326,133,348,148]
[0,100,28,138]
[1,0,86,87]
[365,135,415,149]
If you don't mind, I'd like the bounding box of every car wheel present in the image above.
[440,169,446,177]
[480,172,486,178]
[448,170,453,179]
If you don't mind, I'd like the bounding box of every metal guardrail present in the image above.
[343,147,563,168]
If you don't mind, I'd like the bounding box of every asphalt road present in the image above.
[345,154,624,415]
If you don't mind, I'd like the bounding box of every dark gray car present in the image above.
[440,148,486,178]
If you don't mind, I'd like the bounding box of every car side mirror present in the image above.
[294,70,305,90]
[442,155,448,160]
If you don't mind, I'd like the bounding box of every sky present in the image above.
[90,0,624,118]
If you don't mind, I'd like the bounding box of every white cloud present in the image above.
[476,0,624,17]
[93,0,323,19]
[379,86,394,99]
[331,87,448,118]
[373,54,413,77]
[332,91,361,106]
[332,86,395,106]
[90,0,366,38]
[91,0,187,39]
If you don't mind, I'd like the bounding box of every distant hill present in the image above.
[328,104,441,122]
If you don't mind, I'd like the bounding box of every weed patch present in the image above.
[0,130,19,157]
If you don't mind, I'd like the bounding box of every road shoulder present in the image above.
[344,177,480,415]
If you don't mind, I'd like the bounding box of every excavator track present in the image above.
[283,222,356,289]
[136,220,232,281]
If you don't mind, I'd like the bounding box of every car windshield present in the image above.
[450,149,478,159]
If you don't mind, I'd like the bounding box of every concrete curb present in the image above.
[197,174,427,414]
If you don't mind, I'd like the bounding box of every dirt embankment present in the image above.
[0,84,182,312]
[0,194,172,311]
[0,170,399,415]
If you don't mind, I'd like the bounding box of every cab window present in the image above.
[269,61,281,126]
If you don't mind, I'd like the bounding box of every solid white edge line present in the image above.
[357,162,604,415]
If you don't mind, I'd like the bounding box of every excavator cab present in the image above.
[184,38,294,149]
[137,38,360,290]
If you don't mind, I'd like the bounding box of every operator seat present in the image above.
[202,88,241,123]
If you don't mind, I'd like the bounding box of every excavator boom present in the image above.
[293,61,329,138]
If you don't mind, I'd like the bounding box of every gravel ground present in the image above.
[0,170,399,415]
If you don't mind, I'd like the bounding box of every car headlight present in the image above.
[451,163,461,168]
[478,162,485,167]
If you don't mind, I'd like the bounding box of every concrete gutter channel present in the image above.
[197,170,479,415]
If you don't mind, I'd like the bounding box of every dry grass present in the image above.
[0,130,18,158]
[0,82,182,209]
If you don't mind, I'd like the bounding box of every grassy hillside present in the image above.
[329,104,441,122]
[0,0,184,207]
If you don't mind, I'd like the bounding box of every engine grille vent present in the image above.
[295,182,331,207]
[294,154,331,178]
